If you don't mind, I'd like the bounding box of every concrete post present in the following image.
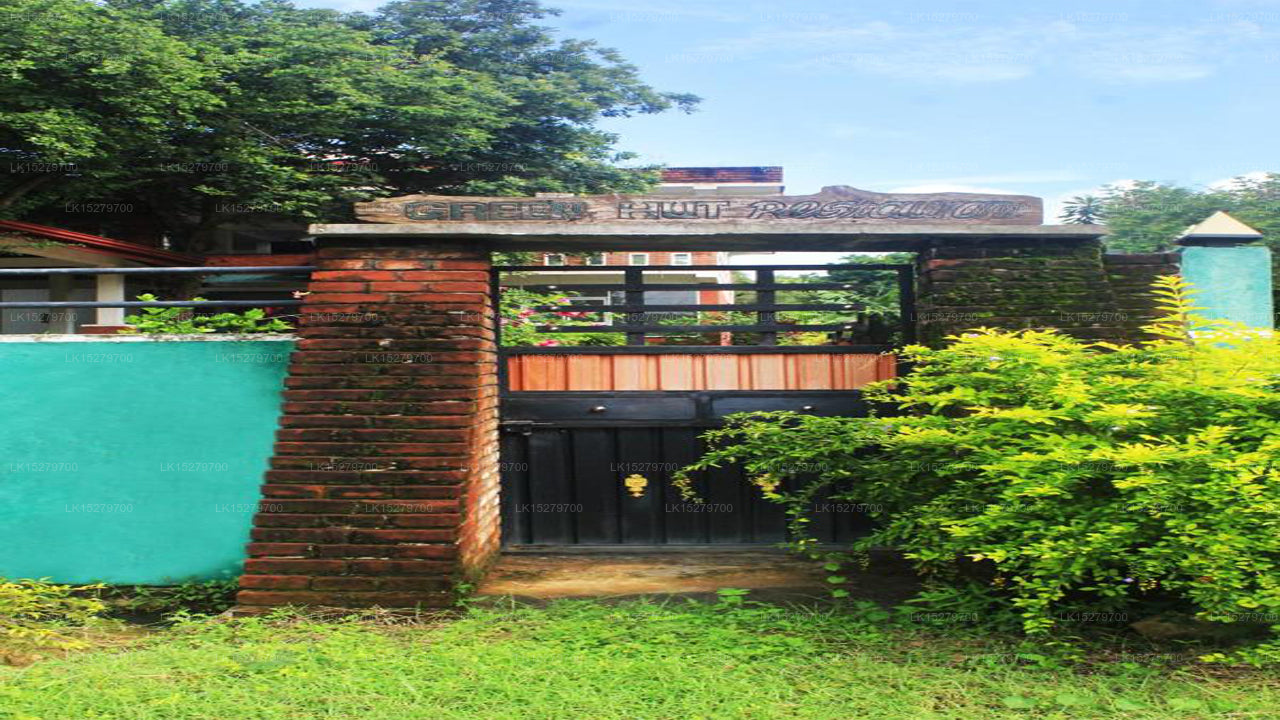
[1178,246,1274,329]
[47,275,77,333]
[79,273,131,334]
[1177,212,1274,329]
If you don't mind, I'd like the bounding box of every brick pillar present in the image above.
[236,240,500,610]
[913,236,1147,345]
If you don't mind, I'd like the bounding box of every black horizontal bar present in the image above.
[0,300,305,308]
[530,303,865,312]
[495,264,909,272]
[501,346,893,355]
[534,324,855,333]
[0,266,315,276]
[508,283,868,292]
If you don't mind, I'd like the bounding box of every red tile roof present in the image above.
[0,220,200,266]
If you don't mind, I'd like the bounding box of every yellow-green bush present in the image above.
[0,578,109,661]
[680,277,1280,662]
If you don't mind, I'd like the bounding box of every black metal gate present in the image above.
[495,261,913,547]
[501,391,876,546]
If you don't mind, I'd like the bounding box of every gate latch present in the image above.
[623,473,649,498]
[502,421,536,436]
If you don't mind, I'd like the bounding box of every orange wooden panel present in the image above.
[792,354,835,390]
[845,354,882,387]
[747,355,786,390]
[506,355,523,390]
[566,354,611,390]
[505,353,896,391]
[656,355,696,391]
[610,355,649,390]
[520,356,566,391]
[702,355,742,390]
[878,354,898,381]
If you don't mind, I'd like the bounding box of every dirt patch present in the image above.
[477,550,920,606]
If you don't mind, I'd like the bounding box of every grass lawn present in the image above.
[2,598,1278,719]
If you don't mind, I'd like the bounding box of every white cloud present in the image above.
[686,17,1279,84]
[824,124,913,141]
[885,183,1025,195]
[1085,64,1213,82]
[879,171,1088,187]
[1208,170,1272,190]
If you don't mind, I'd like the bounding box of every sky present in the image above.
[302,0,1280,260]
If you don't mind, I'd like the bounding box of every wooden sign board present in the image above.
[356,186,1044,226]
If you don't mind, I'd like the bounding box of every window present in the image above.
[544,253,566,266]
[572,295,612,325]
[586,253,607,266]
[628,253,649,266]
[671,253,692,266]
[642,289,698,322]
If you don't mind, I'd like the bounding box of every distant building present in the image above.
[506,167,784,328]
[0,220,199,333]
[0,167,783,333]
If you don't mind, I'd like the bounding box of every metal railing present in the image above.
[0,266,314,308]
[493,262,915,350]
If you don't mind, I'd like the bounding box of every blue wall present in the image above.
[0,338,291,584]
[1180,245,1275,328]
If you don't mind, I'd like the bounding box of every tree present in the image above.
[1088,175,1280,312]
[745,253,912,346]
[0,0,216,211]
[1059,195,1105,225]
[0,0,698,252]
[826,252,913,314]
[1092,176,1280,253]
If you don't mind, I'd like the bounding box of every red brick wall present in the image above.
[914,238,1175,346]
[237,241,499,610]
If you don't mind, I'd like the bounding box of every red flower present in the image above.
[536,339,561,347]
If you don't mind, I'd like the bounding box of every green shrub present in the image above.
[122,294,293,333]
[678,277,1280,662]
[0,578,110,660]
[498,286,623,347]
[106,578,240,616]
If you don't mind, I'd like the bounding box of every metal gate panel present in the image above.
[494,260,908,547]
[499,392,874,547]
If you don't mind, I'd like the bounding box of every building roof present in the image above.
[0,220,200,266]
[660,167,783,184]
[1177,211,1264,244]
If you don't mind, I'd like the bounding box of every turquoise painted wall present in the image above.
[0,339,292,584]
[1180,246,1275,328]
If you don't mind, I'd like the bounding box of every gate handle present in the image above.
[590,405,608,413]
[624,474,649,498]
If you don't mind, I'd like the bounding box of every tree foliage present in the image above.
[1084,175,1280,254]
[0,0,697,250]
[1058,195,1105,225]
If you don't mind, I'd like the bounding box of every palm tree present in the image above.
[1060,195,1106,225]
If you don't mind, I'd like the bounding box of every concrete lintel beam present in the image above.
[308,223,1107,253]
